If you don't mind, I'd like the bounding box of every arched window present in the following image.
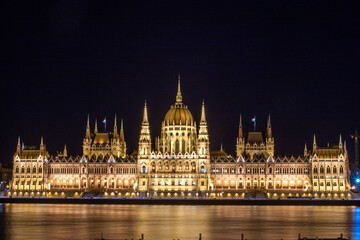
[333,166,337,174]
[340,166,344,174]
[109,167,113,174]
[32,167,36,173]
[239,167,243,174]
[200,165,205,173]
[313,167,318,174]
[269,167,272,174]
[175,140,180,154]
[39,167,42,173]
[15,166,19,173]
[142,166,146,173]
[326,166,331,174]
[320,166,324,174]
[27,167,30,173]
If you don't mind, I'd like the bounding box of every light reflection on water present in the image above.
[0,204,359,240]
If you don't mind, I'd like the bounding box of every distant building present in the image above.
[9,77,351,199]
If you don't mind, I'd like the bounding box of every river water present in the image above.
[0,203,359,240]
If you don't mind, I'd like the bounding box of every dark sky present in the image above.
[1,1,359,165]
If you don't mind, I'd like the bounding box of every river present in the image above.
[0,204,359,240]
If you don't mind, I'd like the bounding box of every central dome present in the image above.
[163,75,194,126]
[164,103,194,126]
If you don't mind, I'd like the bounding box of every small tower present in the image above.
[113,114,118,139]
[313,134,317,151]
[236,114,245,157]
[138,100,151,159]
[16,136,21,153]
[40,136,45,152]
[198,100,210,159]
[63,144,67,157]
[267,114,272,138]
[85,114,91,139]
[176,74,182,103]
[304,143,308,157]
[94,119,98,134]
[119,118,126,157]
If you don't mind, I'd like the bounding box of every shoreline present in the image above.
[1,197,360,206]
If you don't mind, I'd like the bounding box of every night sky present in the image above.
[1,1,359,165]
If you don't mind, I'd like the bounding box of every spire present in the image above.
[220,143,223,152]
[339,134,343,147]
[143,100,149,123]
[176,74,182,103]
[238,114,243,138]
[113,114,118,138]
[313,134,317,150]
[40,136,45,152]
[267,114,272,138]
[17,136,21,152]
[304,143,308,156]
[86,114,91,139]
[200,99,206,122]
[120,118,125,141]
[63,144,67,157]
[94,119,98,133]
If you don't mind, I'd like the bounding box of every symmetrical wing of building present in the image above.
[10,78,351,199]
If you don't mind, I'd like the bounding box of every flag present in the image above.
[103,118,106,124]
[251,117,256,123]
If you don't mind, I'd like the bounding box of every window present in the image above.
[333,166,337,174]
[15,166,19,173]
[340,166,344,174]
[142,166,146,173]
[313,167,318,174]
[326,166,331,174]
[320,166,324,174]
[33,167,36,173]
[200,166,205,173]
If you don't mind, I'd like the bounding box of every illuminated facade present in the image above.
[10,77,351,199]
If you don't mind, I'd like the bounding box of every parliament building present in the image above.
[10,77,351,199]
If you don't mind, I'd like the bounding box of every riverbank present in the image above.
[1,197,360,205]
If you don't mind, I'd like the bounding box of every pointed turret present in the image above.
[304,143,308,156]
[138,100,151,158]
[40,136,45,152]
[339,134,343,148]
[85,114,91,139]
[313,134,317,151]
[143,100,149,123]
[238,114,243,138]
[113,114,118,138]
[63,144,67,157]
[120,118,125,142]
[200,99,206,123]
[198,100,209,157]
[267,114,272,138]
[94,119,98,133]
[17,136,21,153]
[176,74,182,103]
[220,143,223,152]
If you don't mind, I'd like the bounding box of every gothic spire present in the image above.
[120,118,125,141]
[176,74,182,103]
[304,143,308,156]
[17,136,21,152]
[63,144,67,157]
[113,114,118,138]
[200,99,206,122]
[313,134,317,150]
[95,119,98,133]
[238,114,243,138]
[86,114,91,139]
[220,143,223,152]
[143,100,149,123]
[267,114,272,138]
[339,134,343,147]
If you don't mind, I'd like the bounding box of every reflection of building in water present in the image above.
[9,76,351,199]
